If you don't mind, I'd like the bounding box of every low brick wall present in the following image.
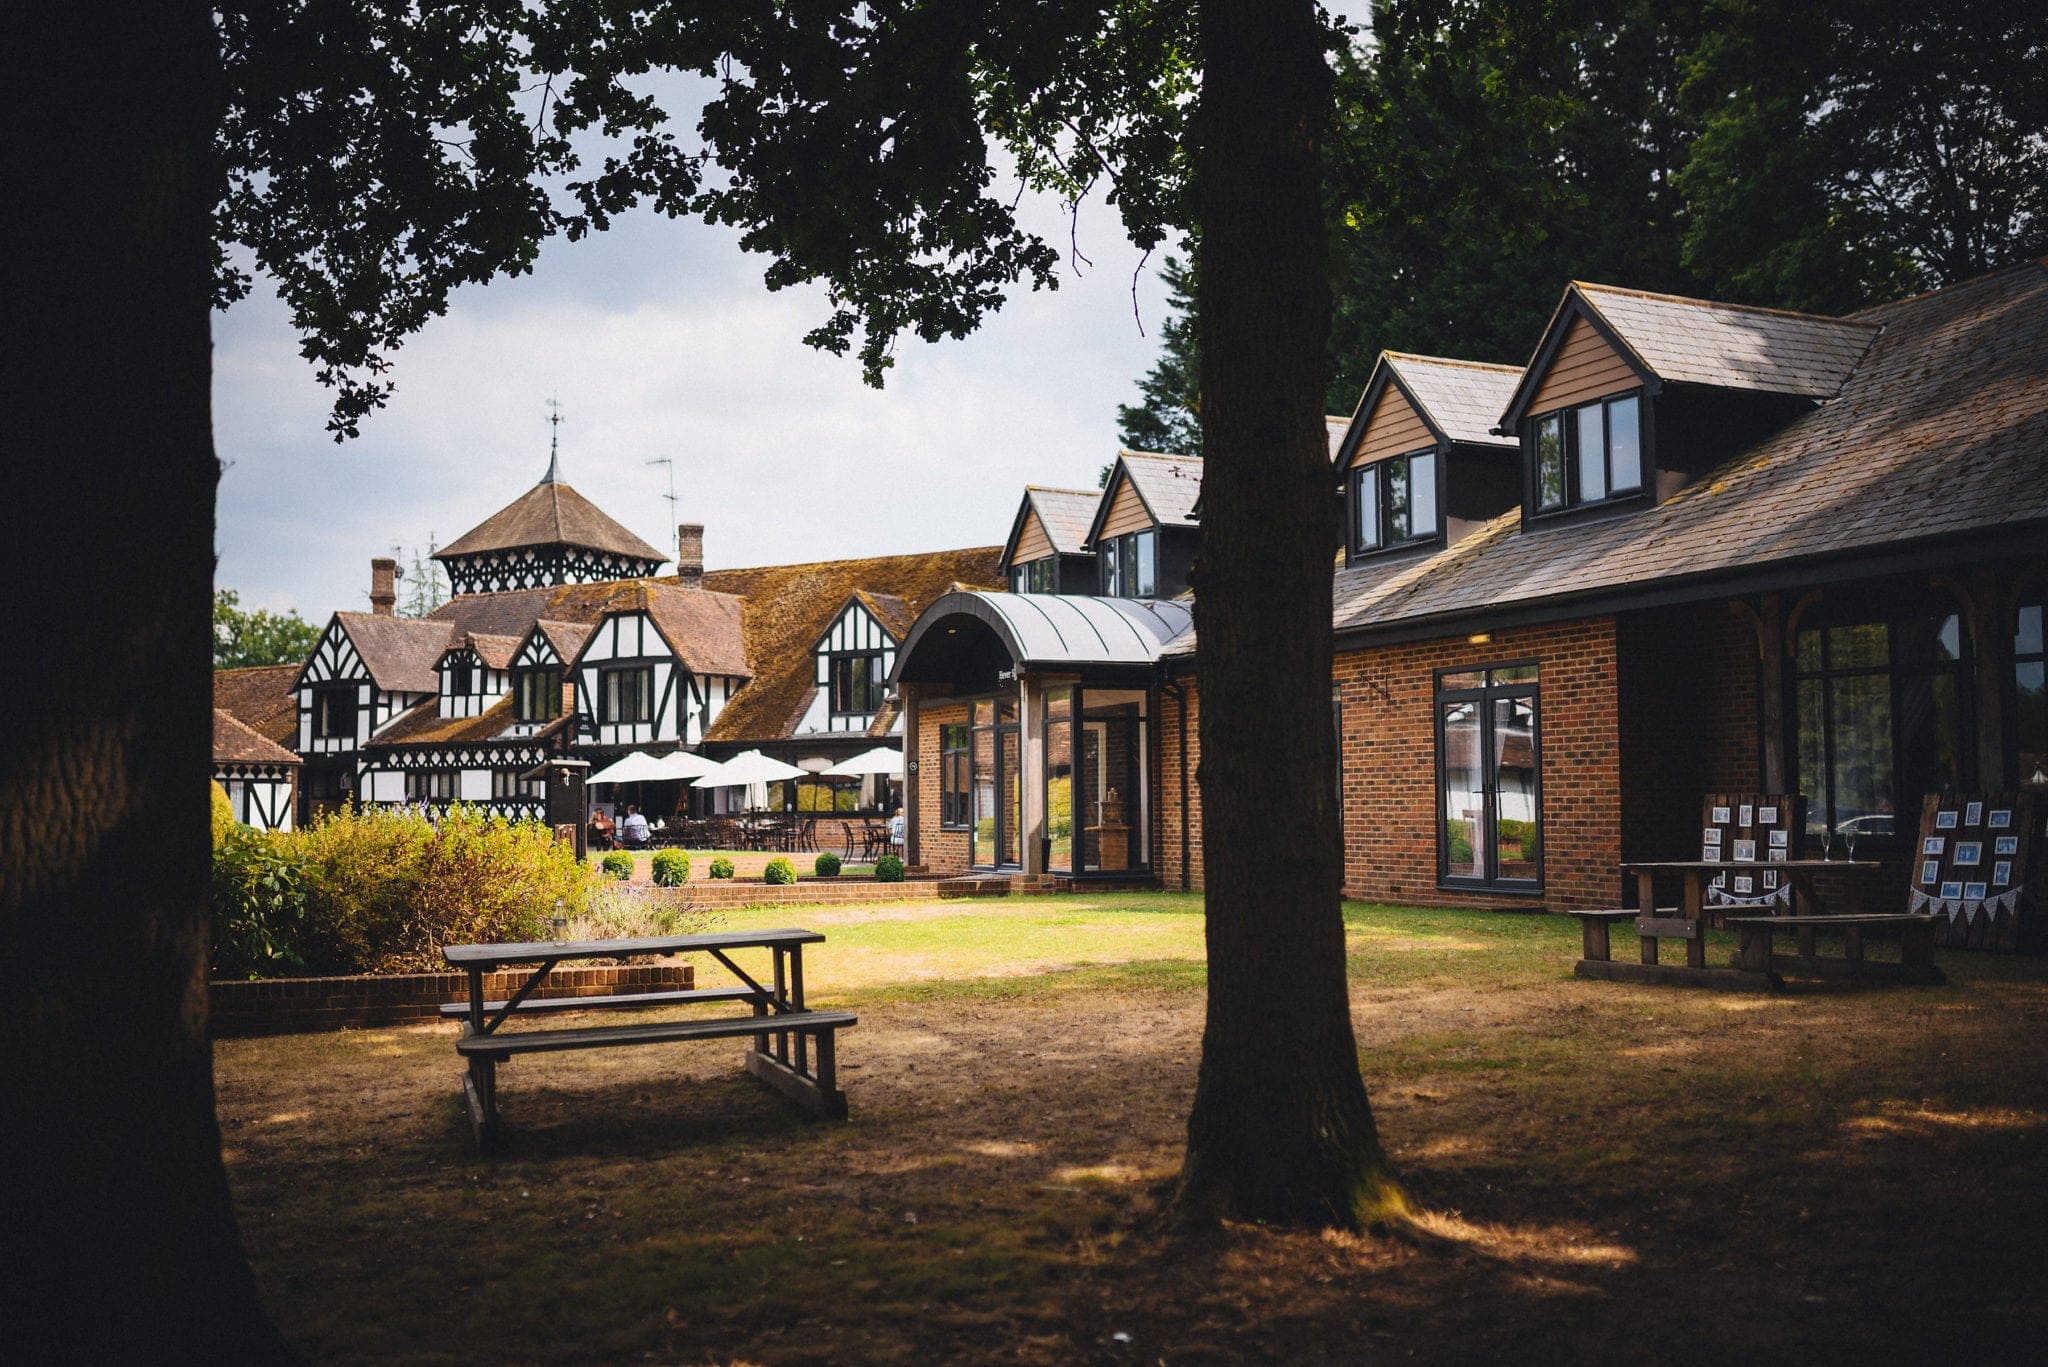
[210,962,695,1038]
[652,876,944,910]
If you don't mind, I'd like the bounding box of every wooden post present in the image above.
[1637,871,1658,964]
[1683,872,1706,968]
[903,684,922,867]
[1582,917,1610,962]
[1758,593,1787,793]
[1971,568,2008,790]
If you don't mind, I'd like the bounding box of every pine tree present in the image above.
[1116,256,1202,456]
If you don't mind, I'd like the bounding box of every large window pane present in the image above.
[971,725,996,866]
[1575,404,1607,503]
[1828,672,1892,831]
[1439,700,1483,880]
[1608,395,1641,491]
[2016,660,2046,789]
[1355,467,1380,549]
[1000,725,1021,865]
[1898,670,1963,805]
[1386,457,1412,541]
[1134,532,1157,597]
[1046,689,1074,873]
[1828,622,1888,670]
[1535,415,1565,509]
[1410,452,1438,537]
[1492,695,1540,881]
[1797,678,1828,839]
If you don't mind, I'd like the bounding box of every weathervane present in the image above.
[543,395,564,482]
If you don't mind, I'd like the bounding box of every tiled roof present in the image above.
[1326,417,1348,460]
[1025,486,1100,555]
[851,589,916,640]
[212,707,300,765]
[448,632,522,671]
[212,664,299,746]
[1331,262,2048,639]
[334,612,456,694]
[425,580,747,677]
[699,546,1004,744]
[638,582,751,678]
[1118,451,1204,526]
[1384,353,1523,448]
[1575,282,1880,399]
[534,619,593,661]
[435,476,666,563]
[370,690,568,747]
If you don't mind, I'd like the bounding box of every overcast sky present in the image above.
[213,169,1181,618]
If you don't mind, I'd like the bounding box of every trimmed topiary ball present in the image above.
[874,854,905,883]
[814,851,842,877]
[709,857,736,880]
[763,857,797,886]
[600,852,634,881]
[651,850,691,886]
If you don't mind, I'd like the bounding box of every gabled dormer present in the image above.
[797,591,911,735]
[435,634,516,720]
[1334,353,1524,565]
[999,486,1100,595]
[1496,282,1881,527]
[1086,452,1202,600]
[293,610,449,753]
[567,583,750,749]
[504,619,589,735]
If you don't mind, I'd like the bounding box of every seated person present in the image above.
[618,804,651,848]
[888,809,905,850]
[588,807,616,849]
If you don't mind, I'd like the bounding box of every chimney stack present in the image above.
[675,524,704,587]
[370,557,398,616]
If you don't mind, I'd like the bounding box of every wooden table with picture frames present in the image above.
[1907,792,2040,952]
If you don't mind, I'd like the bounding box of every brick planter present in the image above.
[209,962,695,1038]
[651,875,944,910]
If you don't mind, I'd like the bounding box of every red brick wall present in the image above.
[646,877,942,910]
[1156,678,1202,890]
[1332,618,1623,910]
[915,697,973,875]
[1616,603,1762,864]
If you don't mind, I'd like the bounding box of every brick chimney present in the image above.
[370,557,398,616]
[675,524,704,587]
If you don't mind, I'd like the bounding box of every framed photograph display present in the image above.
[1768,848,1787,862]
[1739,804,1754,828]
[1954,841,1983,867]
[1935,810,1959,830]
[1923,836,1946,856]
[1995,836,2019,855]
[1988,809,2012,829]
[1965,802,1984,826]
[1964,882,1988,901]
[1769,829,1789,849]
[1921,860,1941,884]
[1940,881,1964,899]
[1759,805,1779,825]
[1733,839,1757,862]
[1762,870,1779,890]
[1711,806,1731,825]
[1733,875,1753,894]
[1703,827,1722,847]
[1993,861,2013,886]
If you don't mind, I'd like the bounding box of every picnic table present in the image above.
[1573,859,1886,991]
[442,929,855,1149]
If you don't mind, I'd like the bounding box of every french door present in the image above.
[1436,665,1542,891]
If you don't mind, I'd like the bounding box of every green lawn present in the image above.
[215,895,2048,1364]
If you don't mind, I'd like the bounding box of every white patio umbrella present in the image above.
[821,746,904,778]
[656,749,724,781]
[586,751,678,786]
[689,749,809,788]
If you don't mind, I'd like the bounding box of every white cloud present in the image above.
[213,191,1176,616]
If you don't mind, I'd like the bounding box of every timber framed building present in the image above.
[894,263,2048,912]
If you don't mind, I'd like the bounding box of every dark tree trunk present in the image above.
[1174,0,1404,1227]
[0,2,294,1359]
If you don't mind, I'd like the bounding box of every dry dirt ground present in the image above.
[216,899,2048,1365]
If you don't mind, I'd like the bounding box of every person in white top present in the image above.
[618,805,651,848]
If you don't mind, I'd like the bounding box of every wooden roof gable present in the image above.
[1000,486,1098,571]
[563,581,752,679]
[1085,451,1203,549]
[1500,282,1882,430]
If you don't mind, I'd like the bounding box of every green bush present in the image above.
[211,780,239,845]
[763,857,797,885]
[709,857,736,880]
[211,825,316,979]
[211,803,595,977]
[651,849,692,886]
[814,851,842,877]
[874,854,905,883]
[600,852,635,881]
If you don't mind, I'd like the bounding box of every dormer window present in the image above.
[1011,559,1057,594]
[830,654,886,715]
[1532,392,1643,513]
[515,667,562,723]
[1350,450,1439,556]
[449,659,473,694]
[1100,531,1157,598]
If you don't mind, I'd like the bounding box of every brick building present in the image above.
[894,264,2048,911]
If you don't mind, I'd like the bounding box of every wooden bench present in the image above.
[1566,907,1671,965]
[1725,913,1943,986]
[434,985,760,1020]
[456,1009,857,1144]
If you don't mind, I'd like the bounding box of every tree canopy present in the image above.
[1116,0,2048,437]
[213,589,320,669]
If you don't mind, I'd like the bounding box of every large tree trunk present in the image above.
[0,3,294,1359]
[1174,0,1404,1228]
